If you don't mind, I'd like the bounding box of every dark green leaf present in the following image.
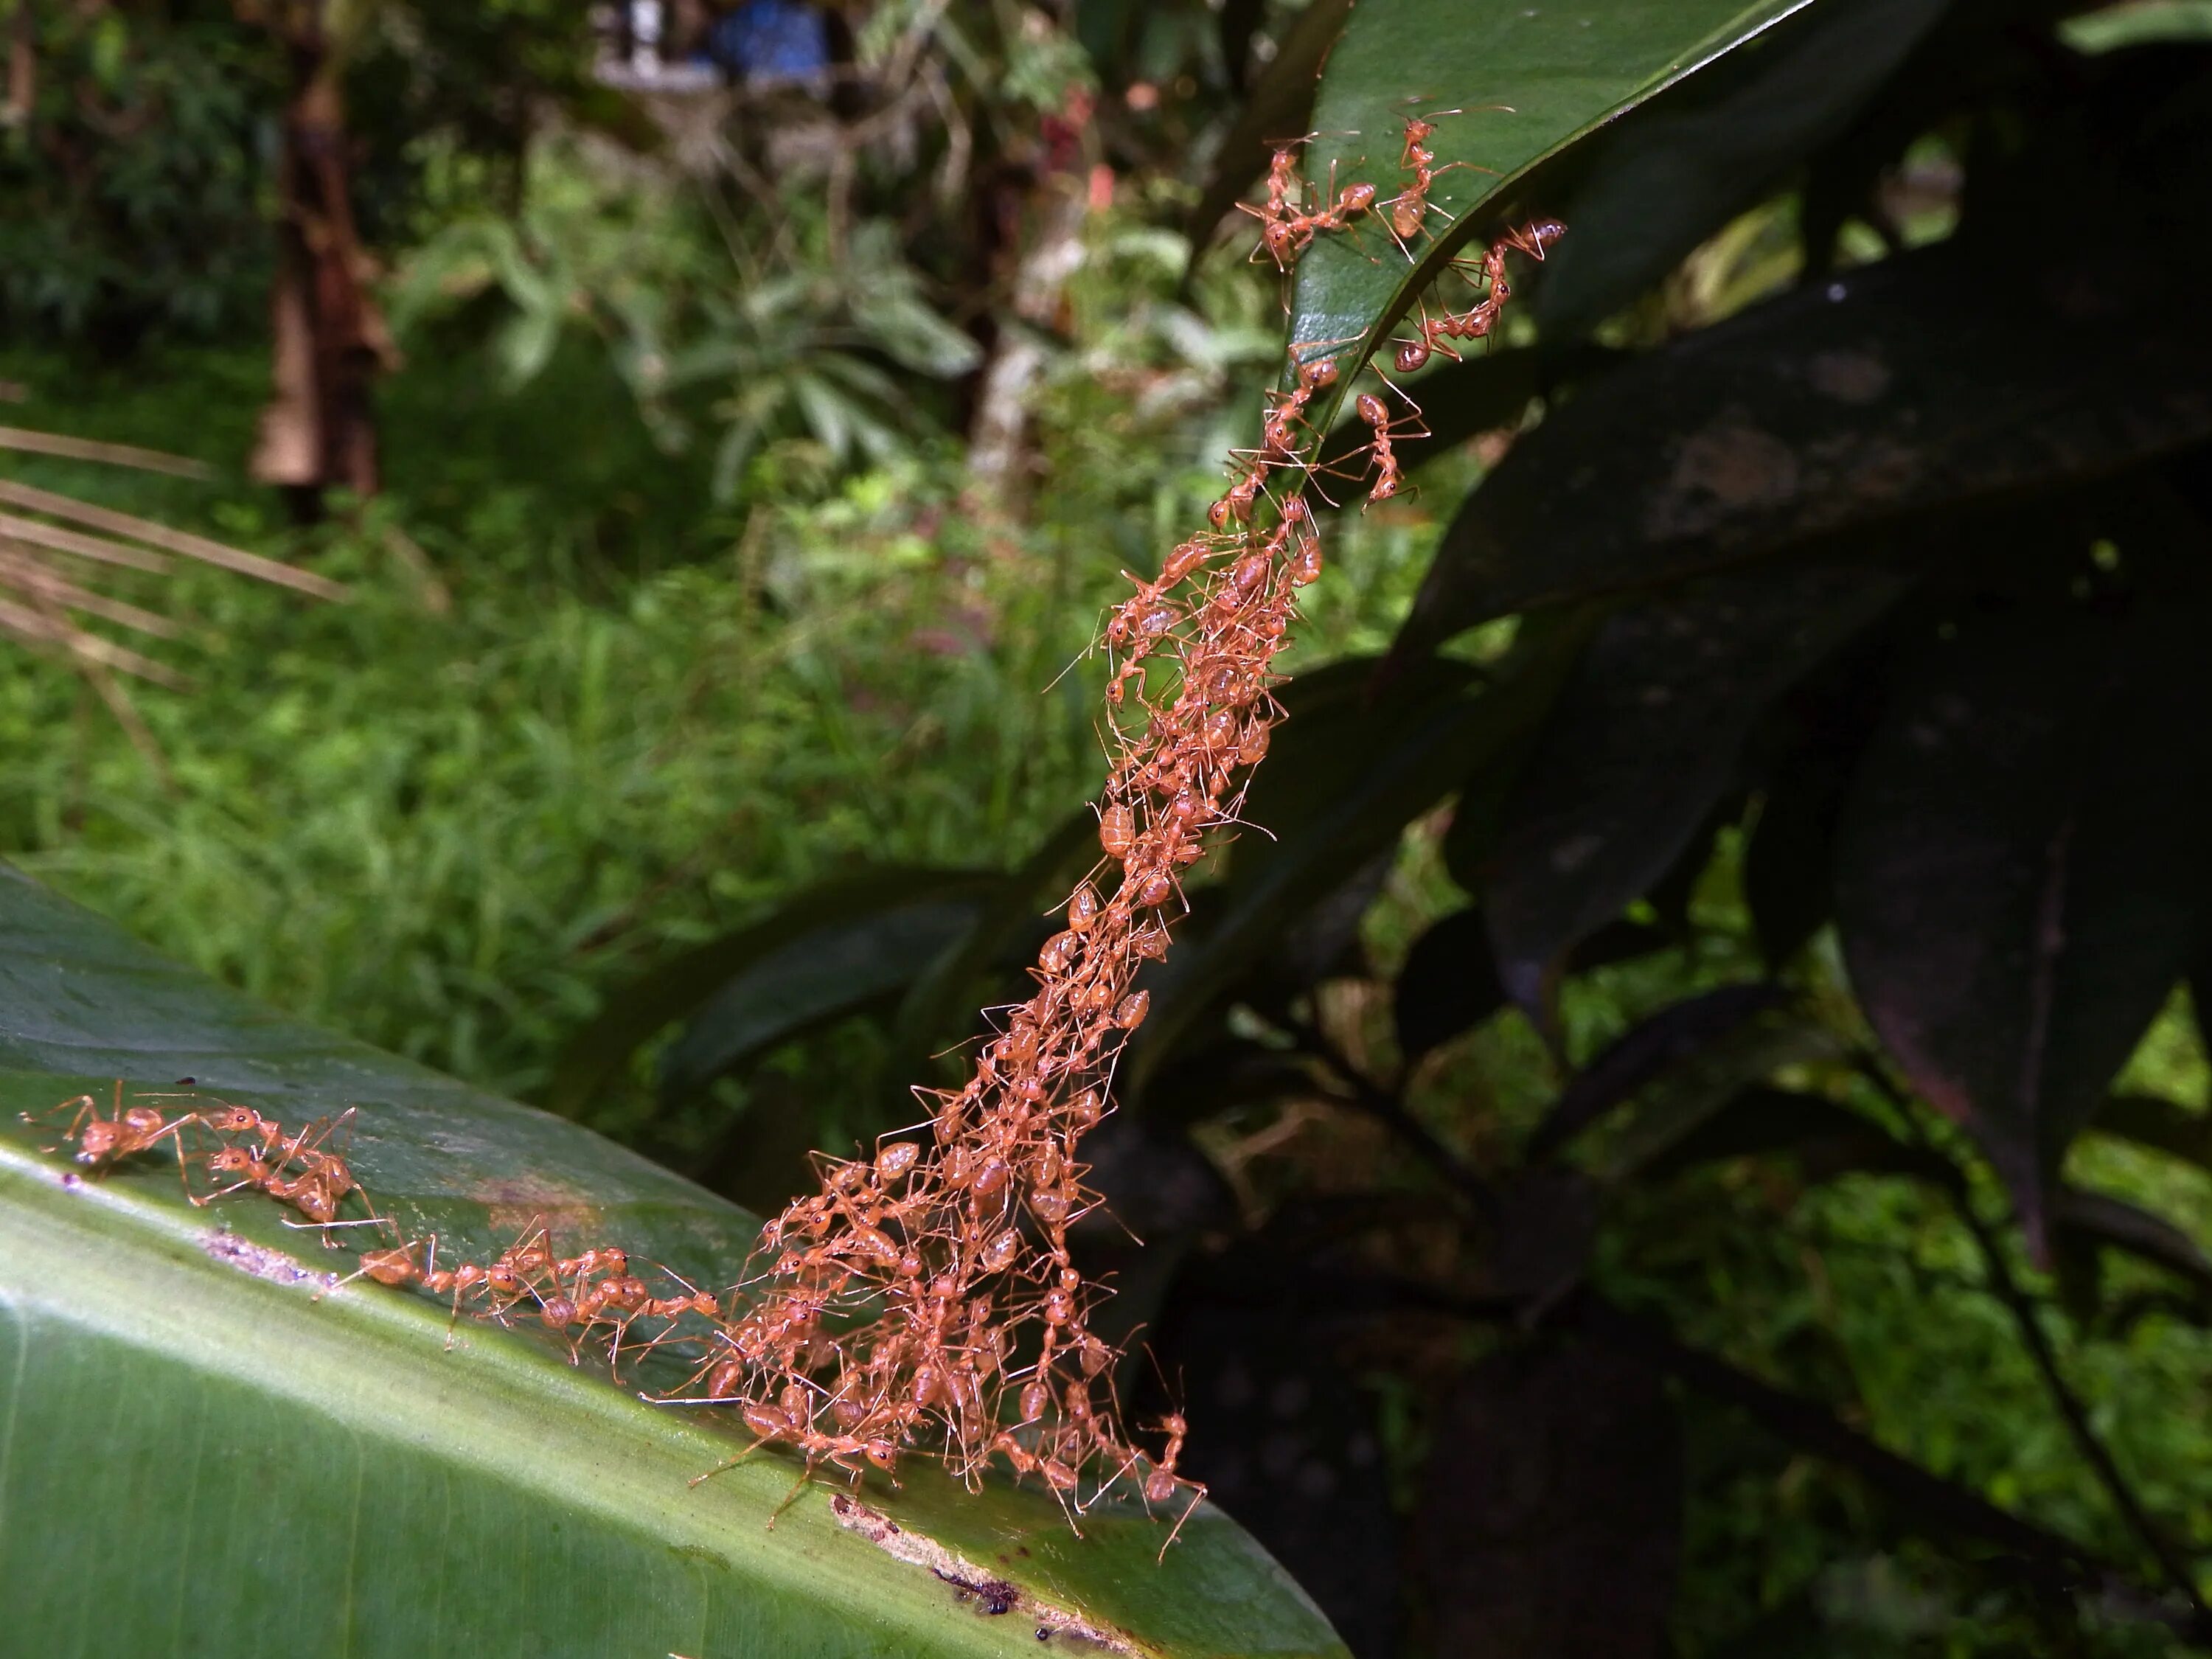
[1834,605,2212,1251]
[0,866,1345,1655]
[1394,907,1507,1065]
[1413,1339,1682,1659]
[661,890,996,1097]
[891,810,1105,1087]
[1127,624,1592,1095]
[1483,563,1905,1004]
[2095,1092,2212,1169]
[1311,339,1626,490]
[2052,1185,2212,1298]
[1532,0,1952,333]
[1635,1083,1957,1189]
[1743,751,1845,970]
[544,869,998,1116]
[1394,237,2212,659]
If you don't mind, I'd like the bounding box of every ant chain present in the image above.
[23,182,1564,1554]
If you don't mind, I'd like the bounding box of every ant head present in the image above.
[203,1105,260,1135]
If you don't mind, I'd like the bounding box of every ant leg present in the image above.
[686,1439,769,1492]
[1155,1481,1207,1562]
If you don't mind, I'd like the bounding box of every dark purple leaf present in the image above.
[1483,563,1904,1010]
[1834,603,2212,1251]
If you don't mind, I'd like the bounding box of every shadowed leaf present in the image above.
[1532,0,1952,333]
[1834,605,2212,1252]
[1392,236,2212,660]
[1482,563,1905,1007]
[545,869,999,1116]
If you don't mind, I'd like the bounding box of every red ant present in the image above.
[29,1082,192,1174]
[1385,106,1507,246]
[1391,217,1566,372]
[1354,377,1429,507]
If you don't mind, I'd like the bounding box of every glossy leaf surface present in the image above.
[1287,0,1814,426]
[0,867,1346,1658]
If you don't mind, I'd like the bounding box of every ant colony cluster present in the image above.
[24,108,1562,1557]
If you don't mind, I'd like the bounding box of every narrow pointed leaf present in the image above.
[1483,563,1905,1004]
[1531,0,1952,333]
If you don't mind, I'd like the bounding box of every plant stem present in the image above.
[1857,1058,2212,1631]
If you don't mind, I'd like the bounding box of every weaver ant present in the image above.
[29,1082,192,1175]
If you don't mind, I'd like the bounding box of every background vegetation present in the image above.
[7,1,2212,1654]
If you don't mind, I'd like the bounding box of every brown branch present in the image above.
[1857,1059,2212,1631]
[1307,1032,2209,1642]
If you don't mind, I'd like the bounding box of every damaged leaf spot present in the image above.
[202,1230,338,1290]
[829,1494,1135,1653]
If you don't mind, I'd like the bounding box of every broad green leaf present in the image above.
[1393,235,2212,658]
[1482,563,1905,1008]
[1287,0,1815,423]
[0,867,1347,1658]
[1834,607,2212,1256]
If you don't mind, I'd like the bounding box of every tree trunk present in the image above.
[250,7,392,512]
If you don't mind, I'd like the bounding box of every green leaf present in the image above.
[1287,0,1815,421]
[1525,983,1788,1162]
[1393,236,2212,657]
[2061,1,2212,55]
[1632,1083,1958,1189]
[545,869,1000,1118]
[1531,0,1952,334]
[1834,605,2212,1255]
[1482,563,1905,1006]
[1392,907,1507,1065]
[2095,1093,2212,1169]
[0,867,1345,1657]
